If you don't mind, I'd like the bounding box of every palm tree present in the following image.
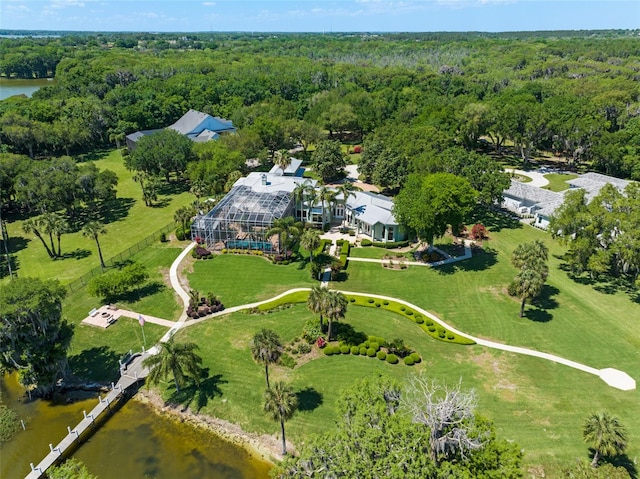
[22,216,55,259]
[511,240,549,279]
[307,284,329,330]
[267,217,302,258]
[511,268,545,317]
[300,229,321,264]
[143,338,203,393]
[317,186,337,226]
[583,411,628,467]
[250,329,283,389]
[47,212,69,257]
[82,221,107,269]
[274,149,292,175]
[264,381,298,456]
[326,290,348,340]
[292,180,315,223]
[174,206,194,233]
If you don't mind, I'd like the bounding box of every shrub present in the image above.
[369,342,379,351]
[382,300,389,305]
[375,302,381,307]
[279,353,297,369]
[367,348,376,357]
[340,345,350,354]
[175,226,188,241]
[410,352,422,363]
[406,310,414,316]
[372,240,410,248]
[360,238,373,246]
[471,223,488,240]
[349,298,356,303]
[415,317,424,324]
[376,351,387,360]
[364,341,370,348]
[386,354,399,364]
[404,356,415,366]
[299,343,312,354]
[400,306,406,311]
[447,333,455,340]
[350,346,360,355]
[359,347,367,355]
[438,332,446,339]
[367,298,375,304]
[425,320,433,326]
[316,337,326,348]
[324,347,334,356]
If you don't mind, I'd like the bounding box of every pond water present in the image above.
[0,374,272,479]
[0,78,55,101]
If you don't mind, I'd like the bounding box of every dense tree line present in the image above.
[0,32,638,180]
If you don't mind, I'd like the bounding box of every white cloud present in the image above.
[6,4,30,13]
[49,0,86,9]
[202,2,216,6]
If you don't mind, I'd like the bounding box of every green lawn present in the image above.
[63,242,183,381]
[187,254,316,307]
[543,173,579,192]
[173,298,639,474]
[4,149,194,285]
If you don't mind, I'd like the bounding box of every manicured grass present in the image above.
[63,242,183,382]
[187,254,316,307]
[350,245,411,259]
[173,301,639,473]
[332,221,640,469]
[4,149,194,284]
[543,173,579,192]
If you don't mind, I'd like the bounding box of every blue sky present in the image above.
[2,1,639,32]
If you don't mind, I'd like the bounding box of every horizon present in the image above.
[1,1,638,34]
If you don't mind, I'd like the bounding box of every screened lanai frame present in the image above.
[191,184,295,252]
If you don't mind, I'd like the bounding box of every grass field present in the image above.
[63,242,184,381]
[173,213,640,473]
[543,172,579,192]
[187,254,316,306]
[4,149,194,284]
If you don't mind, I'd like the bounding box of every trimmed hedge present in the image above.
[343,294,475,345]
[350,346,360,355]
[386,353,399,364]
[376,351,387,360]
[372,240,410,249]
[360,238,372,246]
[336,240,350,270]
[366,347,376,357]
[340,345,350,354]
[410,352,422,363]
[256,290,310,311]
[404,356,415,366]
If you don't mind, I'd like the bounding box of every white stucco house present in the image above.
[502,172,632,229]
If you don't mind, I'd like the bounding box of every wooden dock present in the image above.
[24,352,151,479]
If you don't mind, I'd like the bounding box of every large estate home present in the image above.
[126,109,236,149]
[191,160,405,252]
[502,172,632,229]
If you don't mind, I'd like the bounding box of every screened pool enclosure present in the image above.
[191,173,312,253]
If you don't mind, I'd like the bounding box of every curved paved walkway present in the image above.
[162,245,635,391]
[507,168,549,187]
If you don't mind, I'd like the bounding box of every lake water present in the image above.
[0,374,272,479]
[0,78,55,101]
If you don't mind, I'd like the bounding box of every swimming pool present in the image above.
[226,240,274,251]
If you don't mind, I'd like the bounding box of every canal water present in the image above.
[0,78,55,101]
[0,374,272,479]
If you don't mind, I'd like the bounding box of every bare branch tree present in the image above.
[401,375,486,463]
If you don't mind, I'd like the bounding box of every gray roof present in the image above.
[503,180,563,204]
[125,129,162,143]
[346,191,397,226]
[269,158,303,176]
[168,110,210,135]
[567,172,631,201]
